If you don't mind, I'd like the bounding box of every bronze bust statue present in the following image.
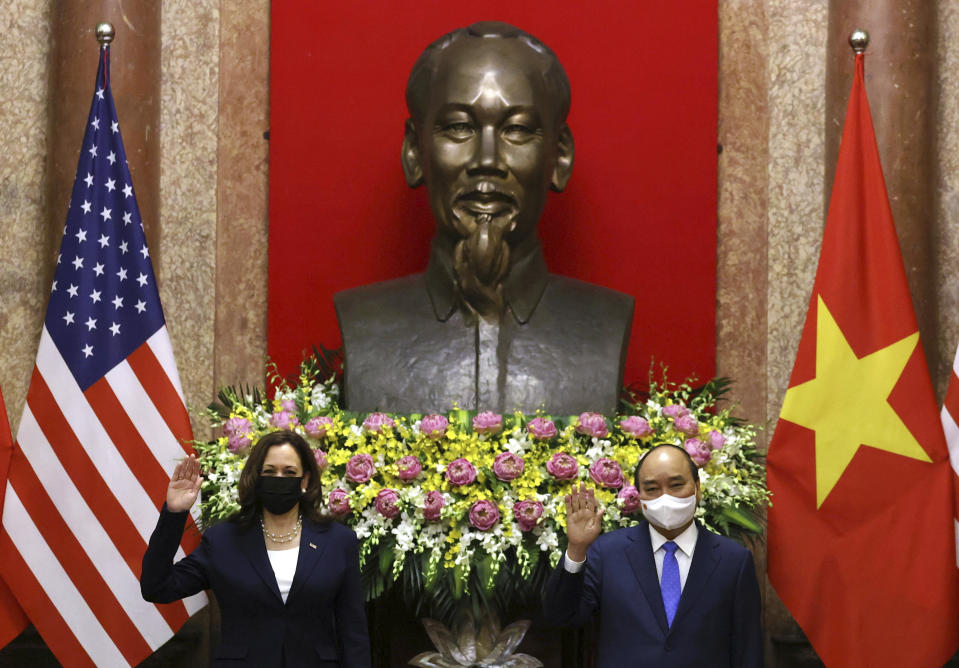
[335,22,633,415]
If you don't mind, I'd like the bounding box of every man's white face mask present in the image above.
[641,492,697,530]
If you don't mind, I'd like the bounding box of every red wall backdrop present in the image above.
[268,2,718,389]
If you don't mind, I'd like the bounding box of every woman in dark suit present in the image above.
[141,429,371,667]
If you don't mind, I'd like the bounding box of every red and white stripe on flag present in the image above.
[942,340,959,568]
[1,329,207,667]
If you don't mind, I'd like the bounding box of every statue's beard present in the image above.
[452,212,512,319]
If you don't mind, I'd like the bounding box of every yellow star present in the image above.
[780,295,930,508]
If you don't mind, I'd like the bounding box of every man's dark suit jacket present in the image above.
[542,521,763,667]
[141,507,371,667]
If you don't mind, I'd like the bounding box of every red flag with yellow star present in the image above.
[0,386,28,649]
[767,51,959,667]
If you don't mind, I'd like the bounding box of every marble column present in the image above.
[825,0,938,373]
[213,0,270,389]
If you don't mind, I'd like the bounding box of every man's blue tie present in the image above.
[661,541,681,628]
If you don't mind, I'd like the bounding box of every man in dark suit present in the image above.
[542,444,763,667]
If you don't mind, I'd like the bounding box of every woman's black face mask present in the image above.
[256,476,303,514]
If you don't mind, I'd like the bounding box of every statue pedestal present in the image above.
[368,592,594,667]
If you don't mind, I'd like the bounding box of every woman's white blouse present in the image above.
[267,547,299,603]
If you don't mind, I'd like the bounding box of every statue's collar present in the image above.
[425,239,549,325]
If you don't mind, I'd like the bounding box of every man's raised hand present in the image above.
[565,482,604,562]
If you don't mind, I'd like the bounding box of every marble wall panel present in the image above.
[936,2,959,395]
[159,0,220,438]
[0,1,53,429]
[716,0,770,432]
[213,1,270,392]
[716,0,776,651]
[761,0,829,646]
[765,1,828,424]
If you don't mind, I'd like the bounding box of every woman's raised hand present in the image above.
[166,454,202,513]
[564,482,604,562]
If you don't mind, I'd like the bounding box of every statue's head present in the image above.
[402,22,574,316]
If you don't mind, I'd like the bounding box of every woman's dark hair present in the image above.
[231,429,328,527]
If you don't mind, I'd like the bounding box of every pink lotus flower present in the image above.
[492,452,524,481]
[346,453,375,483]
[546,452,579,480]
[223,419,253,453]
[313,449,328,471]
[328,488,350,516]
[419,414,449,439]
[576,412,609,438]
[472,411,503,435]
[445,458,477,486]
[375,489,401,519]
[684,438,713,466]
[589,458,625,489]
[396,455,422,481]
[708,429,726,450]
[279,398,297,413]
[674,414,700,436]
[423,490,445,521]
[227,433,252,453]
[620,416,652,438]
[618,485,642,513]
[469,499,500,531]
[513,500,544,531]
[224,416,252,437]
[270,411,299,430]
[362,412,395,433]
[305,416,334,439]
[527,417,557,440]
[662,404,690,419]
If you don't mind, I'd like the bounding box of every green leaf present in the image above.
[378,543,394,577]
[719,505,762,533]
[452,562,468,600]
[475,554,494,592]
[362,557,386,601]
[449,408,471,432]
[423,558,439,592]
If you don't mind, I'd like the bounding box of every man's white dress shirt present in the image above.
[564,522,699,591]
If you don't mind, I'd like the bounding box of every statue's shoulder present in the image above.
[334,274,433,331]
[542,274,634,319]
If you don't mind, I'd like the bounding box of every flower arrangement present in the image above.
[195,350,769,622]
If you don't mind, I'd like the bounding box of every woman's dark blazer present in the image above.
[141,506,371,667]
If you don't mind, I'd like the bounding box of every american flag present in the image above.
[0,45,206,666]
[943,341,959,568]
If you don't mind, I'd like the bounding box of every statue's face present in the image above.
[409,39,570,250]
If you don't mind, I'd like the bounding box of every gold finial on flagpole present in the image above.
[95,22,115,48]
[849,29,869,55]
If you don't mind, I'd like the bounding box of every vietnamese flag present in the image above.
[0,386,28,649]
[767,50,959,667]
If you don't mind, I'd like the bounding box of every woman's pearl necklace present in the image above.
[260,514,302,543]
